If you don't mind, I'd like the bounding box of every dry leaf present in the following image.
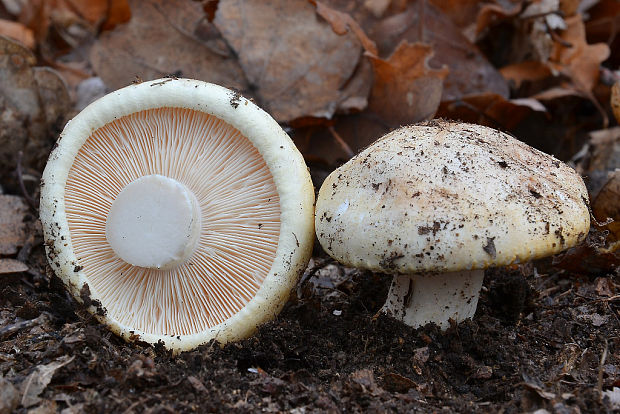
[553,232,620,273]
[0,376,20,414]
[0,35,70,187]
[90,0,247,91]
[101,0,132,30]
[64,0,131,29]
[592,170,620,240]
[612,81,620,124]
[475,1,523,37]
[548,15,610,97]
[500,61,553,89]
[429,0,485,30]
[0,19,34,48]
[21,355,75,408]
[17,0,50,44]
[584,127,620,174]
[349,369,382,395]
[585,0,620,68]
[369,0,509,101]
[311,0,378,55]
[187,376,208,393]
[368,41,448,126]
[383,372,417,393]
[436,93,545,131]
[0,258,28,274]
[602,387,620,409]
[594,277,614,297]
[0,195,29,256]
[215,0,369,122]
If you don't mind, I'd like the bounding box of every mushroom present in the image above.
[40,78,315,352]
[315,120,590,330]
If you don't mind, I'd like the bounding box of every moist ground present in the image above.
[0,239,618,413]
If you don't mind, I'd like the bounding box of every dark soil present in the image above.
[1,235,619,413]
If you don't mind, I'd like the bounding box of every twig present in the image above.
[296,257,335,298]
[122,397,152,414]
[0,313,49,340]
[16,151,38,212]
[327,126,355,159]
[597,338,608,401]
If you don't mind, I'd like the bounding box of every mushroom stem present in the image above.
[381,269,485,330]
[106,174,201,270]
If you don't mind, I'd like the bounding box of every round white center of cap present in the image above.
[106,174,201,269]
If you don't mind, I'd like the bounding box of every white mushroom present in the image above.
[315,120,590,330]
[40,78,315,352]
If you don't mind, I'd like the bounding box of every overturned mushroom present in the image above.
[315,120,590,329]
[40,78,315,352]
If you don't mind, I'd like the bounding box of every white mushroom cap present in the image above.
[40,78,314,352]
[316,120,590,274]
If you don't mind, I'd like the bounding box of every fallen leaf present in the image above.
[548,15,610,101]
[585,0,620,68]
[471,365,493,379]
[17,0,50,44]
[522,373,556,400]
[311,0,378,54]
[0,195,29,255]
[553,231,620,273]
[475,1,523,38]
[0,258,28,274]
[383,372,417,393]
[612,81,620,124]
[414,346,430,364]
[500,61,553,89]
[214,0,368,122]
[592,170,620,241]
[436,93,545,131]
[90,0,247,91]
[0,35,70,188]
[429,0,486,30]
[0,19,34,48]
[0,376,19,414]
[101,0,132,30]
[368,0,509,101]
[578,127,620,178]
[187,376,208,393]
[349,369,382,395]
[602,387,620,409]
[21,355,75,408]
[368,41,448,126]
[64,0,131,29]
[75,76,106,111]
[594,277,614,297]
[577,312,609,326]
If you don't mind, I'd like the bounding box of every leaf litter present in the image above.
[0,0,619,412]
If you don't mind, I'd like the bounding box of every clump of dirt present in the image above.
[0,248,618,412]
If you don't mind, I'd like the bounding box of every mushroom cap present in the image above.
[40,78,314,352]
[315,120,590,274]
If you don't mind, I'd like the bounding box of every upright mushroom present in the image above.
[315,120,590,329]
[40,78,315,352]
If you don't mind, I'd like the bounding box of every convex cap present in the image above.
[316,120,590,273]
[41,78,315,352]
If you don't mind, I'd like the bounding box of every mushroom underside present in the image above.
[381,269,485,330]
[65,107,281,336]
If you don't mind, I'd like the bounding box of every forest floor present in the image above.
[0,238,618,412]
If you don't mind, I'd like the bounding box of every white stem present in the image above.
[381,269,485,330]
[106,174,201,269]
